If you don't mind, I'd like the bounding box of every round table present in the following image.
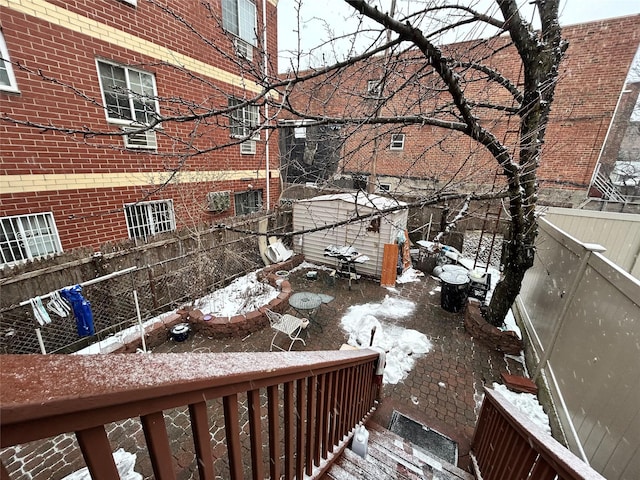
[289,291,322,312]
[288,292,323,331]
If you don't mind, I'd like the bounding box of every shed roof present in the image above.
[296,193,406,210]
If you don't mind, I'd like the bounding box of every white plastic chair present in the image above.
[265,309,309,351]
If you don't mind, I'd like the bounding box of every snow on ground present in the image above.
[62,449,141,480]
[195,271,278,317]
[502,309,522,339]
[492,383,551,435]
[75,310,174,354]
[290,260,334,272]
[340,295,432,385]
[462,230,503,268]
[396,267,424,284]
[76,269,278,354]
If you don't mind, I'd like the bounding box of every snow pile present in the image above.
[291,260,334,272]
[396,267,424,284]
[62,449,141,480]
[340,295,432,384]
[501,309,522,339]
[493,383,551,435]
[196,271,278,317]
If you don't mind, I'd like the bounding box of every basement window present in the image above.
[1,213,62,265]
[235,190,262,216]
[124,200,176,240]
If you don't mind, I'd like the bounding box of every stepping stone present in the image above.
[318,294,335,304]
[501,373,538,394]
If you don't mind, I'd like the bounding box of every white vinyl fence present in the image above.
[515,217,640,480]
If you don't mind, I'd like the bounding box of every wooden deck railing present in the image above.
[472,387,606,480]
[0,350,382,479]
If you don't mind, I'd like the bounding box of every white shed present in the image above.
[292,193,408,278]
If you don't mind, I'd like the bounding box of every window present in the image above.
[124,200,175,240]
[97,60,160,148]
[366,79,381,97]
[390,133,405,150]
[222,0,257,46]
[229,97,260,139]
[234,190,262,216]
[379,183,391,192]
[0,31,19,93]
[97,60,159,126]
[352,175,368,191]
[1,213,62,265]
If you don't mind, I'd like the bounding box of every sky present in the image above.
[277,0,640,72]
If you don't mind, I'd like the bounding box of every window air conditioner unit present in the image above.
[206,191,231,212]
[240,139,256,154]
[234,38,253,61]
[123,127,157,149]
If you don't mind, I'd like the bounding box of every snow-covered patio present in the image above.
[149,261,538,471]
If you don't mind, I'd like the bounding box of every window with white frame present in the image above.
[124,200,175,240]
[1,213,62,265]
[222,0,257,46]
[229,97,260,139]
[234,190,262,216]
[97,60,159,124]
[379,183,391,192]
[0,30,19,93]
[390,133,405,150]
[366,79,381,97]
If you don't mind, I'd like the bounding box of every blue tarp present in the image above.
[60,285,95,337]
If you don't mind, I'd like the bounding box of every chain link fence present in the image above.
[0,235,266,355]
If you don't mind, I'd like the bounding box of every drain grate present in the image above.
[389,411,458,466]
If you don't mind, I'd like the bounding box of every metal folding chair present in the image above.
[265,309,308,351]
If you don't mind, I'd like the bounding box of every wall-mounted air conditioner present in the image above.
[123,127,157,150]
[240,140,256,154]
[234,38,253,61]
[206,191,231,212]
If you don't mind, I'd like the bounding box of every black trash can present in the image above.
[440,270,469,313]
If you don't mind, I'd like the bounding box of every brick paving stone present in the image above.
[1,266,525,478]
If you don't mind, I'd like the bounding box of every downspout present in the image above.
[263,0,271,210]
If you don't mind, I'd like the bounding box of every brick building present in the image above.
[0,0,279,266]
[280,15,640,207]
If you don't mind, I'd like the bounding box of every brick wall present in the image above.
[284,15,640,204]
[0,0,280,253]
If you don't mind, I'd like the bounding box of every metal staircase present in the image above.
[590,163,627,203]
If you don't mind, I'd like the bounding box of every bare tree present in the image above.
[273,0,567,326]
[2,0,567,328]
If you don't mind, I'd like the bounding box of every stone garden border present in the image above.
[112,255,304,352]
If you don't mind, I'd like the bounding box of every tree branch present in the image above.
[221,191,509,238]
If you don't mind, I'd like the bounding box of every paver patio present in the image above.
[152,265,525,472]
[1,264,525,478]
